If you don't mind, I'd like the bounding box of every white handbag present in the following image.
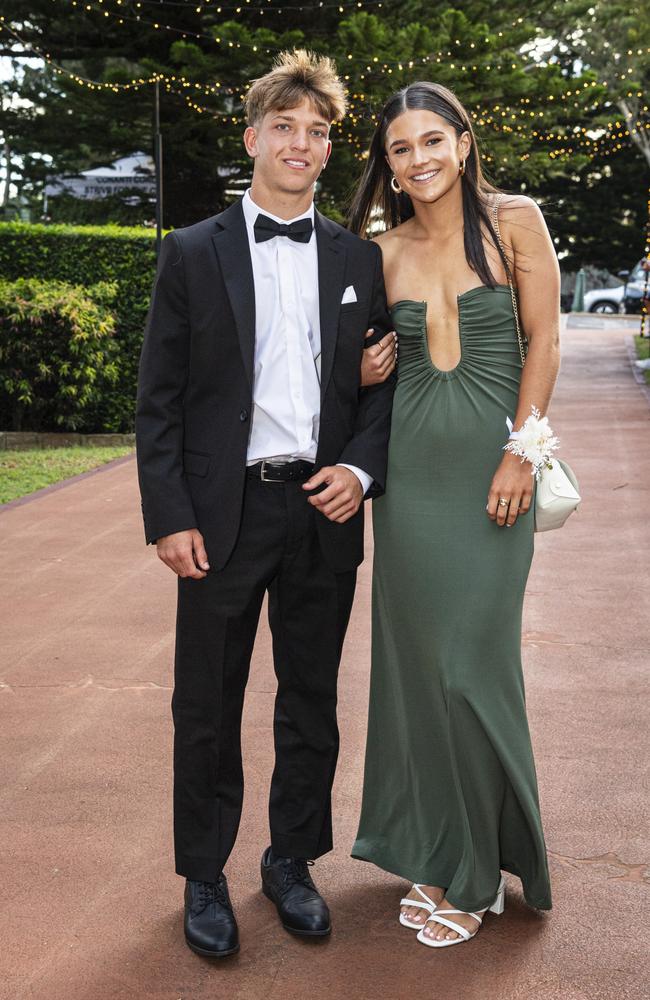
[493,199,581,532]
[534,458,581,532]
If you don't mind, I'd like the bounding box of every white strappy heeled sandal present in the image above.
[398,884,440,929]
[416,875,506,947]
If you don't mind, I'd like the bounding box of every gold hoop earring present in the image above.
[459,158,466,177]
[390,175,402,194]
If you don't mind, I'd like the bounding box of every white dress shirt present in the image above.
[241,189,371,495]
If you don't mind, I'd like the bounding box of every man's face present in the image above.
[244,97,333,196]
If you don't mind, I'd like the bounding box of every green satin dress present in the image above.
[352,286,552,912]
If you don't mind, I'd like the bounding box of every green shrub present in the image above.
[0,222,158,432]
[0,278,119,431]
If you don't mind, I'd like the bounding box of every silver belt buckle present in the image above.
[260,460,281,482]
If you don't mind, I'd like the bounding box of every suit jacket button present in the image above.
[240,408,249,422]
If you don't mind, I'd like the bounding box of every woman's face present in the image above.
[384,108,471,205]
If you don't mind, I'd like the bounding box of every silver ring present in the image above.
[498,497,509,507]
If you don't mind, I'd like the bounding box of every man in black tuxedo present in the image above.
[135,49,395,957]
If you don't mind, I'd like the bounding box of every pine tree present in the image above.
[1,0,647,268]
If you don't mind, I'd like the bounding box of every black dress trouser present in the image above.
[172,473,357,882]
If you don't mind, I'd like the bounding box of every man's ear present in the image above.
[323,138,333,169]
[244,125,258,158]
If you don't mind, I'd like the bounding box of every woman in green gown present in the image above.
[349,83,560,947]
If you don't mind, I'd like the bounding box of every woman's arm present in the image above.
[360,328,397,385]
[486,195,561,527]
[504,195,561,429]
[360,231,398,386]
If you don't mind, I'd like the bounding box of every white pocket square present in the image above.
[341,285,357,305]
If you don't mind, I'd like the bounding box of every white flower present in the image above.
[504,406,560,478]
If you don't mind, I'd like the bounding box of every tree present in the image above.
[541,0,650,167]
[537,143,647,270]
[1,0,647,266]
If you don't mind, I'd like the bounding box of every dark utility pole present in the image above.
[154,79,163,258]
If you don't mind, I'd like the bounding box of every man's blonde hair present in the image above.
[244,49,347,126]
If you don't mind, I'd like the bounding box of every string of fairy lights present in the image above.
[56,0,650,88]
[68,0,385,48]
[70,0,388,18]
[6,8,648,98]
[48,0,542,72]
[6,7,649,107]
[3,17,645,117]
[117,0,387,8]
[178,85,650,163]
[1,11,648,165]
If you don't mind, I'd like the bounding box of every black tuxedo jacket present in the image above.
[135,199,395,572]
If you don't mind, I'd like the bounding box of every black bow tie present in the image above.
[253,214,313,244]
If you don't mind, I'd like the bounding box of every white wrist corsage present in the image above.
[504,406,559,479]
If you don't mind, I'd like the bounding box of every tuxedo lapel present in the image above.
[315,211,347,402]
[211,200,256,390]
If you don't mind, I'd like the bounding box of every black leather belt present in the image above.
[247,459,315,483]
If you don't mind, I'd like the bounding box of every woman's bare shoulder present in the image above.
[494,192,546,228]
[493,194,557,277]
[372,220,415,255]
[372,226,398,247]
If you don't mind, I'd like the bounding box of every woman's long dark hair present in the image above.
[348,82,510,287]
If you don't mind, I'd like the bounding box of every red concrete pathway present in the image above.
[1,320,649,1000]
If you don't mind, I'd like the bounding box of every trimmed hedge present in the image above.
[0,278,118,431]
[0,222,159,432]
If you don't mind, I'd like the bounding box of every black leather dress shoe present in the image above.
[184,874,239,957]
[261,847,331,937]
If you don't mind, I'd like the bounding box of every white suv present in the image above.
[584,261,646,314]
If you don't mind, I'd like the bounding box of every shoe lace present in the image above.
[282,858,315,889]
[197,877,229,910]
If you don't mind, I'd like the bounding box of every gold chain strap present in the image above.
[491,197,527,367]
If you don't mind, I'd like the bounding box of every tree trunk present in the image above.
[11,400,24,432]
[2,139,11,207]
[618,98,650,169]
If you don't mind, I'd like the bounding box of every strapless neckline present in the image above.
[389,285,514,379]
[389,284,512,312]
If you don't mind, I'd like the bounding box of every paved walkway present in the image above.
[1,321,649,1000]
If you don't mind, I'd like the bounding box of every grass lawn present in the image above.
[634,334,650,385]
[0,445,135,504]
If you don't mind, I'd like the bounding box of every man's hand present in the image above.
[156,528,210,578]
[360,329,397,386]
[303,466,364,523]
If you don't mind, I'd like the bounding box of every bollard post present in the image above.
[571,269,586,312]
[640,188,650,353]
[154,79,163,261]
